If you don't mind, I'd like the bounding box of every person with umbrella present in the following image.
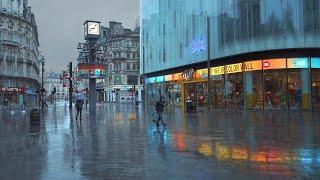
[75,91,86,121]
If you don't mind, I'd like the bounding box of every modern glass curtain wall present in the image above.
[141,0,320,74]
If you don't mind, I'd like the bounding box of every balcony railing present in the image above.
[0,40,19,47]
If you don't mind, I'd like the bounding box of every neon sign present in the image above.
[78,64,106,79]
[191,35,207,55]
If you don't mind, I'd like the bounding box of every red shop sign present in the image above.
[0,87,25,93]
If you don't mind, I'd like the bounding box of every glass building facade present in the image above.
[141,0,320,110]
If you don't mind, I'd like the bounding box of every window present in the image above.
[8,20,13,29]
[127,63,130,70]
[18,23,22,31]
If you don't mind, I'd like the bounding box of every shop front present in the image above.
[0,87,26,106]
[182,69,208,109]
[145,69,208,109]
[146,57,320,111]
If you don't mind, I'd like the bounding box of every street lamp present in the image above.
[40,56,45,108]
[40,56,45,91]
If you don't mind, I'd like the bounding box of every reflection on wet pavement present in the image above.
[0,102,320,179]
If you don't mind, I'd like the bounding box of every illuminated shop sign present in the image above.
[211,66,225,76]
[225,63,243,74]
[0,87,25,93]
[311,58,320,68]
[287,58,309,68]
[263,58,286,70]
[244,60,262,72]
[165,75,173,82]
[182,69,195,81]
[211,63,244,76]
[146,77,155,84]
[172,73,183,81]
[196,69,208,79]
[191,35,207,55]
[155,76,164,83]
[78,64,106,79]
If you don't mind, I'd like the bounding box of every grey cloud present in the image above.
[29,0,139,71]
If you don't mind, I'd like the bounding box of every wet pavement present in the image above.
[0,102,320,179]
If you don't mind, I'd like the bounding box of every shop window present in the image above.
[264,70,287,110]
[244,71,263,109]
[184,83,196,105]
[287,58,311,110]
[225,72,243,109]
[212,74,225,108]
[244,60,263,109]
[311,58,320,110]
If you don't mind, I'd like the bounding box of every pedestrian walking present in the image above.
[75,92,86,121]
[153,96,167,128]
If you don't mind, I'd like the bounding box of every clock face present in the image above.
[87,22,100,35]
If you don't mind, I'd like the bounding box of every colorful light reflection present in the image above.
[198,143,213,157]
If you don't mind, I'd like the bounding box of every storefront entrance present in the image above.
[184,82,207,108]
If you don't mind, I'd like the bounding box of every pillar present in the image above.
[89,78,96,116]
[138,87,142,102]
[244,72,254,109]
[301,69,311,110]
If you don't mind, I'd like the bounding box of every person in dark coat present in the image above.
[154,96,167,127]
[75,93,85,121]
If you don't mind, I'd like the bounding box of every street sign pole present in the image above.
[69,62,73,108]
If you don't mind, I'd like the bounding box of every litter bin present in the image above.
[30,109,41,125]
[186,100,196,112]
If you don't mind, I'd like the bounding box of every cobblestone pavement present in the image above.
[0,101,320,179]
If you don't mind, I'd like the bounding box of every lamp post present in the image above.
[68,61,73,108]
[40,56,45,108]
[207,16,212,109]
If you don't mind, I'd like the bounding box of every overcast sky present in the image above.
[29,0,140,72]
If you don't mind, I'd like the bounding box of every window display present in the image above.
[212,75,225,108]
[244,71,263,109]
[264,70,287,110]
[145,57,320,111]
[312,69,320,110]
[225,73,243,109]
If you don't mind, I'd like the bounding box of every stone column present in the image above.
[138,86,142,102]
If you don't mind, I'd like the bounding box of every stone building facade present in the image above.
[44,71,68,100]
[102,21,142,103]
[0,0,40,106]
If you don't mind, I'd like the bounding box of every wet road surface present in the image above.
[0,102,320,179]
